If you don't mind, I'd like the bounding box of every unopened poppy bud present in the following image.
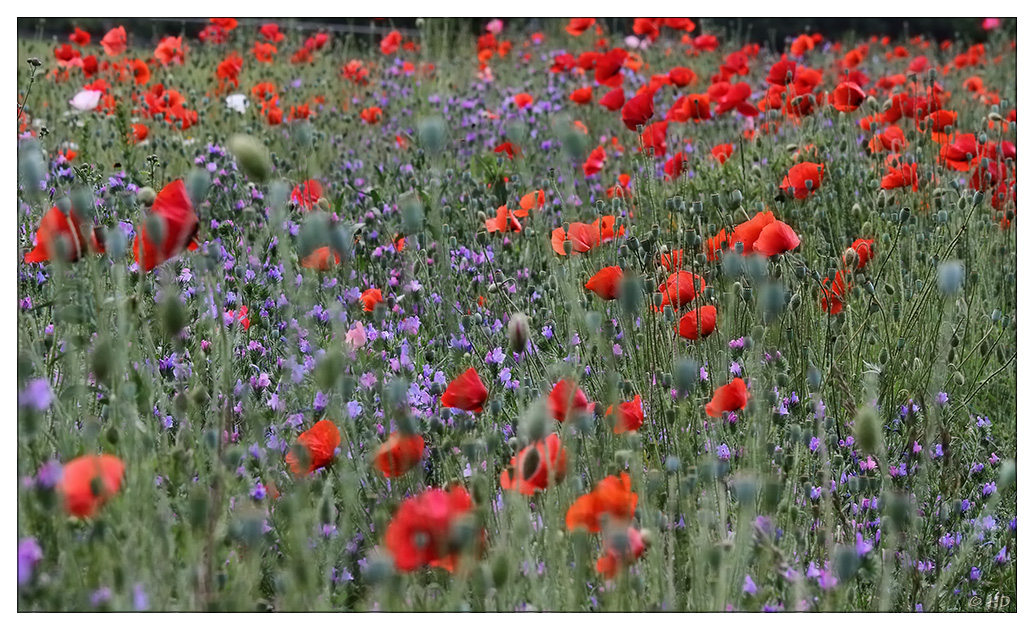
[229,134,272,183]
[854,406,881,454]
[187,169,211,207]
[563,240,573,255]
[843,247,859,270]
[28,57,41,67]
[508,312,530,352]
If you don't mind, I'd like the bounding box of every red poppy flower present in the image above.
[130,123,148,144]
[286,419,341,477]
[820,270,848,314]
[585,265,624,300]
[713,82,758,117]
[705,377,748,418]
[712,143,735,164]
[621,91,655,131]
[727,211,775,253]
[570,86,593,104]
[519,189,545,212]
[566,472,638,533]
[596,526,648,578]
[583,145,607,177]
[639,121,668,156]
[210,18,238,31]
[494,141,520,159]
[846,238,876,270]
[360,106,383,124]
[676,305,718,341]
[607,395,644,434]
[260,23,285,43]
[253,42,277,63]
[667,66,695,87]
[767,59,798,86]
[291,179,323,209]
[599,88,625,111]
[381,30,402,55]
[374,432,426,478]
[101,26,126,57]
[664,152,686,180]
[216,52,243,91]
[24,206,90,264]
[301,246,341,271]
[881,163,919,192]
[514,92,534,109]
[385,485,479,572]
[668,94,711,122]
[59,454,125,518]
[548,379,592,423]
[663,18,695,32]
[485,205,523,233]
[133,180,200,272]
[693,34,719,51]
[566,18,596,37]
[551,52,577,73]
[868,125,907,153]
[595,48,628,87]
[753,220,801,257]
[940,133,979,171]
[154,36,184,66]
[831,81,866,112]
[501,433,568,495]
[441,368,488,413]
[361,288,383,312]
[924,109,957,133]
[780,162,824,199]
[658,271,706,310]
[69,27,91,47]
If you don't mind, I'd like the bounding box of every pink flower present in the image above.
[983,18,1001,30]
[486,19,503,35]
[69,89,103,112]
[345,322,367,349]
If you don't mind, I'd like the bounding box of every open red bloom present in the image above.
[494,141,520,159]
[599,88,625,111]
[69,27,91,46]
[291,179,323,209]
[668,66,695,87]
[705,378,748,418]
[24,206,91,264]
[385,486,479,572]
[728,211,775,253]
[712,143,735,164]
[133,180,199,272]
[713,82,759,117]
[657,271,706,310]
[374,432,426,478]
[640,121,668,156]
[583,145,606,177]
[881,163,919,192]
[514,92,534,109]
[820,270,848,314]
[361,288,383,312]
[154,36,185,66]
[767,59,798,86]
[753,220,801,257]
[301,246,340,271]
[442,368,488,413]
[501,433,568,495]
[595,48,628,87]
[59,454,125,518]
[846,238,876,270]
[566,472,638,533]
[607,394,644,434]
[668,94,711,122]
[548,379,592,423]
[596,526,648,578]
[780,162,824,199]
[570,86,593,104]
[360,106,383,124]
[260,23,285,43]
[101,26,126,57]
[664,152,686,180]
[831,81,866,112]
[285,419,341,476]
[566,18,596,37]
[676,305,718,341]
[621,91,654,130]
[585,265,624,300]
[381,30,402,55]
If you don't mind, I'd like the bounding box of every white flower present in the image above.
[225,94,248,114]
[69,90,102,112]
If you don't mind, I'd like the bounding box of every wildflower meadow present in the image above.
[16,16,1018,613]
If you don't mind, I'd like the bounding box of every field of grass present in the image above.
[16,17,1016,612]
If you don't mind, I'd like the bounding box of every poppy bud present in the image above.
[854,406,881,455]
[160,295,187,337]
[229,134,272,183]
[507,312,530,353]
